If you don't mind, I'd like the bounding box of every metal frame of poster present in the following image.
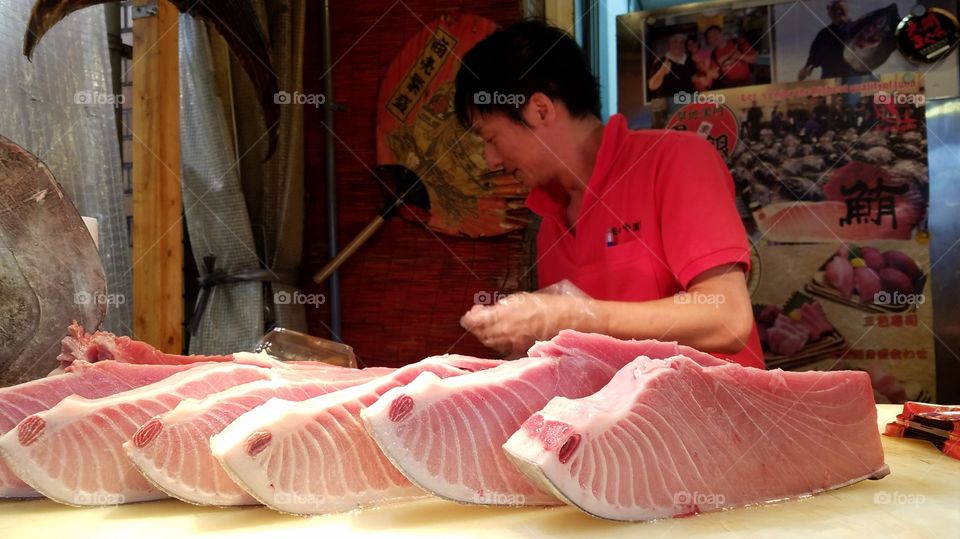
[617,0,960,119]
[923,97,960,403]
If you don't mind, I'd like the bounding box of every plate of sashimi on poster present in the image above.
[755,292,846,370]
[806,242,926,313]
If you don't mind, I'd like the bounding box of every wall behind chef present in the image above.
[456,20,764,369]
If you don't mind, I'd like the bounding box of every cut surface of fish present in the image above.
[211,355,502,515]
[503,355,888,521]
[0,363,272,505]
[362,331,728,506]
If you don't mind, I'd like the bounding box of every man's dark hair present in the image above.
[454,20,600,128]
[704,25,723,37]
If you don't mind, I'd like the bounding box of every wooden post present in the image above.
[131,0,183,353]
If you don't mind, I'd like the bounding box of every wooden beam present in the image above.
[131,0,182,353]
[545,0,576,36]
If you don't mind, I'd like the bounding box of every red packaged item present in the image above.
[884,401,960,460]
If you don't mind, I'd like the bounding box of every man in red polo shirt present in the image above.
[454,20,764,369]
[706,25,758,88]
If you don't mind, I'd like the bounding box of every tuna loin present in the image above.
[361,331,728,506]
[55,322,235,372]
[0,362,273,505]
[503,355,889,521]
[124,365,394,506]
[0,360,194,498]
[211,355,503,515]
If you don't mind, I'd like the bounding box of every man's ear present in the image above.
[524,92,555,126]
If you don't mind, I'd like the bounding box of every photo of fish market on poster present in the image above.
[652,73,935,403]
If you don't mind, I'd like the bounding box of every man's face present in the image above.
[829,1,848,24]
[668,35,686,56]
[706,29,724,48]
[470,108,550,188]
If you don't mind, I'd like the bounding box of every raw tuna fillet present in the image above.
[797,302,834,340]
[0,362,273,505]
[56,322,234,371]
[825,255,855,297]
[766,313,810,356]
[124,365,394,506]
[503,355,889,521]
[753,201,920,242]
[0,360,194,497]
[361,331,727,507]
[854,266,883,302]
[527,329,729,368]
[211,355,503,515]
[55,323,346,374]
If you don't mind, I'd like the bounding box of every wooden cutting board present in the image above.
[1,405,957,537]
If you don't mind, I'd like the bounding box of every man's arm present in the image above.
[735,39,759,64]
[799,29,827,79]
[579,263,754,353]
[461,263,754,357]
[648,59,672,92]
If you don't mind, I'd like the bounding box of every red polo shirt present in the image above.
[526,114,764,369]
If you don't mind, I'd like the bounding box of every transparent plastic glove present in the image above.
[461,280,597,358]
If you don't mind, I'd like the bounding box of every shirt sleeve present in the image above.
[806,29,828,68]
[654,131,752,289]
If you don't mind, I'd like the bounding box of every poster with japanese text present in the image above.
[652,72,935,403]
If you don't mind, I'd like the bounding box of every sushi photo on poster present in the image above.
[773,0,960,97]
[650,72,935,404]
[616,6,773,108]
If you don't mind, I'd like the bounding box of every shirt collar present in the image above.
[524,114,629,220]
[665,51,688,64]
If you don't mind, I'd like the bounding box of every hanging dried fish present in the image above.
[22,0,279,158]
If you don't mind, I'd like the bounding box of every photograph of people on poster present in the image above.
[774,0,959,96]
[622,7,773,103]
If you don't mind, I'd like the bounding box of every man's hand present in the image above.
[720,57,739,70]
[657,59,673,76]
[460,293,596,358]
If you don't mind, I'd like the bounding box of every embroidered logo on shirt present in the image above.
[605,221,641,247]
